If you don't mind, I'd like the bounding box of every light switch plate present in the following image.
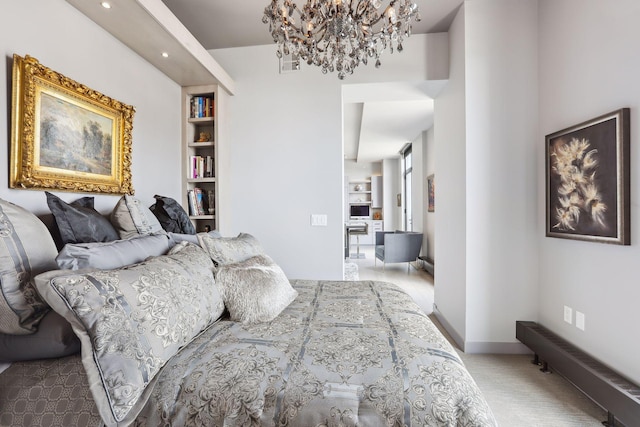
[311,214,327,227]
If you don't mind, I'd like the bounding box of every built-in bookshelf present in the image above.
[345,177,383,221]
[182,85,219,232]
[348,180,372,205]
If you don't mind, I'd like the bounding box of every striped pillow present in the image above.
[0,198,58,334]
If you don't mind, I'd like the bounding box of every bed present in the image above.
[0,195,496,427]
[1,279,495,426]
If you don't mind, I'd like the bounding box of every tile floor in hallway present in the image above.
[346,244,434,315]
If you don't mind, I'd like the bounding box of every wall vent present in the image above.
[516,321,640,427]
[279,53,301,74]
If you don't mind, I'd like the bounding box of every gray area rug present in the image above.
[343,262,359,281]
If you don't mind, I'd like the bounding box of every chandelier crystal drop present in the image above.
[262,0,420,79]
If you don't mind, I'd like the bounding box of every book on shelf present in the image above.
[189,155,214,179]
[190,156,197,179]
[198,156,204,178]
[187,188,206,216]
[187,189,197,216]
[190,95,214,118]
[194,187,205,215]
[205,155,213,177]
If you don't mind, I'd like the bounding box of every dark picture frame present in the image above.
[546,108,630,245]
[427,174,435,212]
[10,54,135,195]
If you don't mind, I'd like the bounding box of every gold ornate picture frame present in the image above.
[10,54,135,194]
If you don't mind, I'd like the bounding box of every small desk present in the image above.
[345,222,368,259]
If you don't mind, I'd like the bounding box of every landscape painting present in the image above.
[39,92,114,176]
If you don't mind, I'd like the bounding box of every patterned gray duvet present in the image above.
[0,280,496,426]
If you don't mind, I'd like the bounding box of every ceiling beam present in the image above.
[65,0,235,94]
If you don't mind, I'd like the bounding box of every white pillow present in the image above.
[198,232,264,266]
[215,255,297,324]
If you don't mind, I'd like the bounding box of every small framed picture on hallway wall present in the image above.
[427,174,435,213]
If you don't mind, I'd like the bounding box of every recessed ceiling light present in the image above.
[161,52,169,58]
[101,2,111,9]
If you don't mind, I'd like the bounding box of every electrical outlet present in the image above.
[576,311,585,331]
[564,306,573,324]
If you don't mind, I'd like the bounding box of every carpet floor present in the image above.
[459,352,607,426]
[429,315,609,426]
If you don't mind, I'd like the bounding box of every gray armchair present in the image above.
[375,231,423,271]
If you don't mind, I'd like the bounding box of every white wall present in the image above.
[538,0,640,384]
[212,34,448,280]
[424,128,435,259]
[382,158,402,231]
[410,132,424,236]
[463,0,539,352]
[433,5,468,344]
[434,0,538,352]
[0,0,181,215]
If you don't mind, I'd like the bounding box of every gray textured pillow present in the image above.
[35,243,224,426]
[198,232,264,266]
[0,198,58,335]
[111,195,164,239]
[215,255,298,324]
[56,233,172,270]
[149,195,195,234]
[0,310,80,362]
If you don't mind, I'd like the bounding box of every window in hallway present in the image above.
[402,144,413,231]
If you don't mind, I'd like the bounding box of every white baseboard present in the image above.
[464,341,531,354]
[433,308,532,355]
[432,308,464,349]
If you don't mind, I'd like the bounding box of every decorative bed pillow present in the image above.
[56,233,172,270]
[198,232,264,266]
[110,195,164,239]
[0,310,80,362]
[46,192,119,246]
[168,230,222,246]
[149,195,195,235]
[215,254,297,324]
[35,242,224,426]
[0,198,58,335]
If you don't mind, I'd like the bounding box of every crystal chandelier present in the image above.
[262,0,421,79]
